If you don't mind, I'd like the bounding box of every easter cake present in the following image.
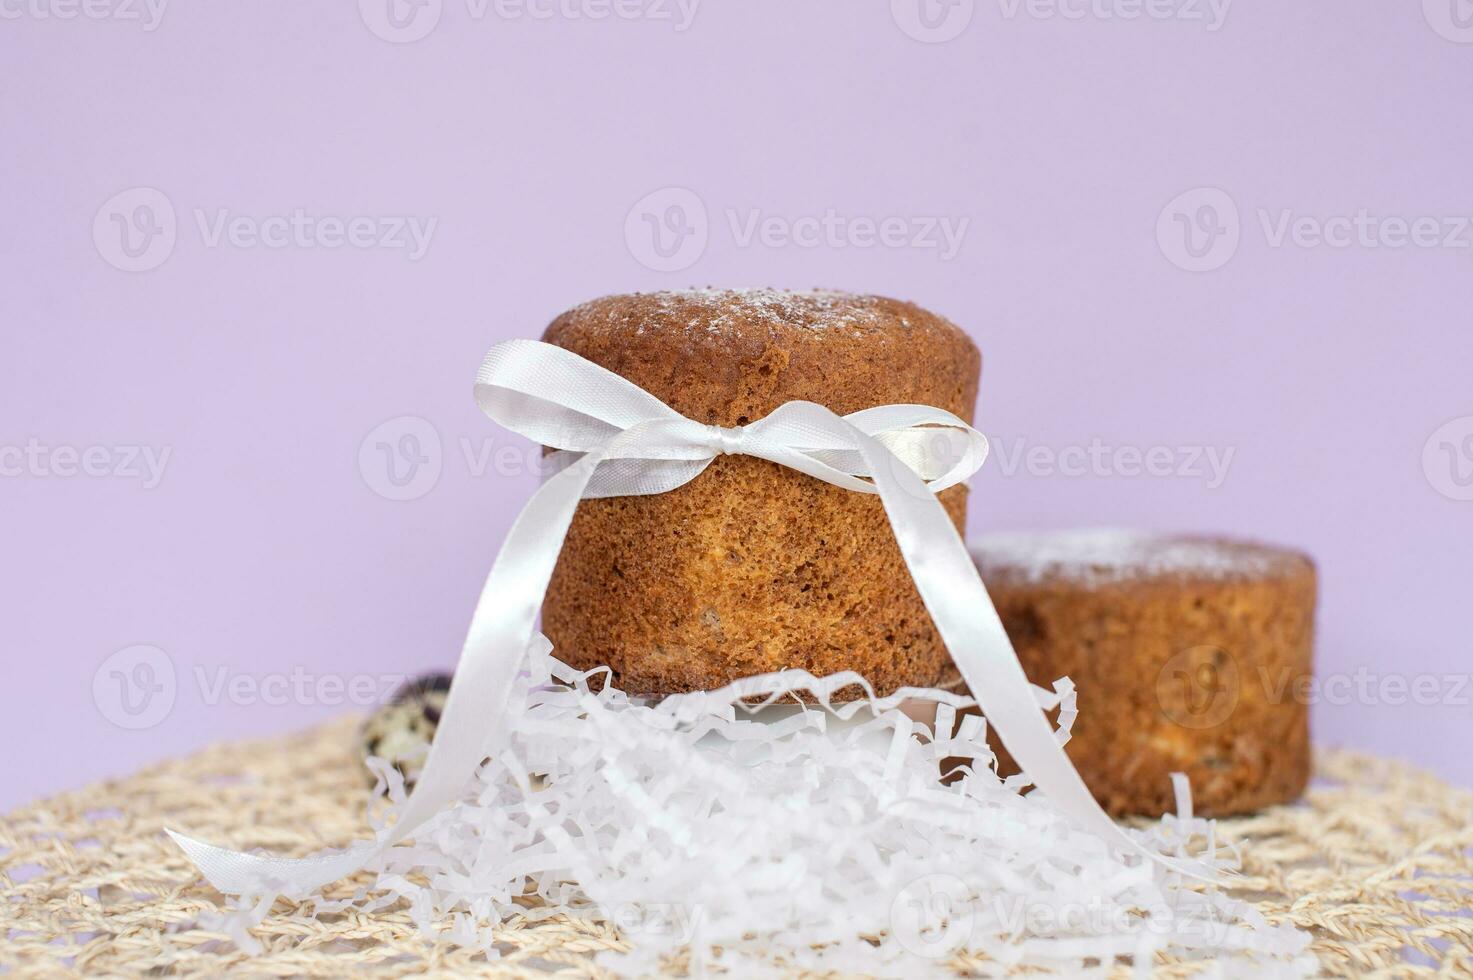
[971,529,1316,816]
[539,288,981,697]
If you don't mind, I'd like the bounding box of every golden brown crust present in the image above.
[542,289,980,424]
[971,530,1316,817]
[540,289,981,697]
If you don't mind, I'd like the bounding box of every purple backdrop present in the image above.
[3,0,1471,812]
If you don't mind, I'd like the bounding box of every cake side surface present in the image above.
[971,530,1316,817]
[540,288,981,697]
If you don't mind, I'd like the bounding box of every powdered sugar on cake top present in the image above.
[973,528,1301,587]
[561,288,925,339]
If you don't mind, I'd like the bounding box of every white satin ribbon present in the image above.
[170,338,1204,896]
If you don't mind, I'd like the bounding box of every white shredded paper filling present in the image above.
[209,644,1315,977]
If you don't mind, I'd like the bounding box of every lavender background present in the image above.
[3,0,1471,812]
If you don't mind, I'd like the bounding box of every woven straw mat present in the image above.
[2,716,1471,978]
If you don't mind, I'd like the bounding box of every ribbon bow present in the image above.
[170,338,1195,896]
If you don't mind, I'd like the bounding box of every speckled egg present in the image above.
[360,672,451,786]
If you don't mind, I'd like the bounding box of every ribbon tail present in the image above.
[849,425,1219,882]
[165,831,380,898]
[167,451,604,897]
